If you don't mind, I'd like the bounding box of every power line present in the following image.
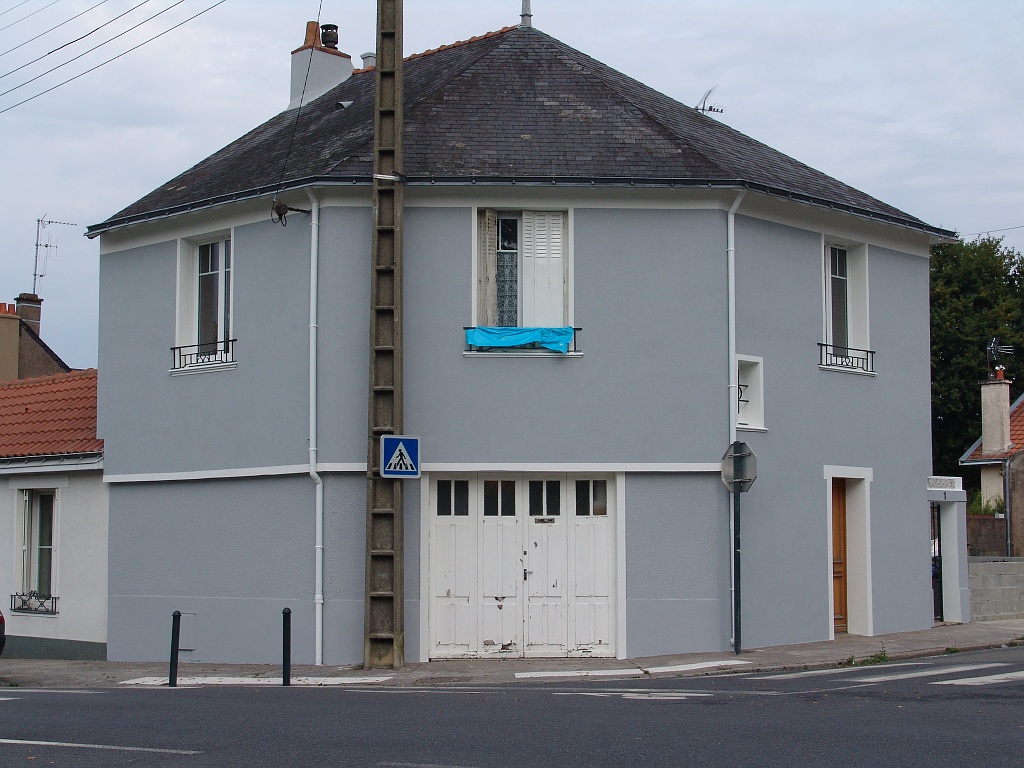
[0,0,35,20]
[964,224,1024,238]
[0,0,229,115]
[1,0,114,59]
[0,0,185,98]
[1,0,157,80]
[0,0,60,33]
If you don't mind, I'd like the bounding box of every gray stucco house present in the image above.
[88,19,953,664]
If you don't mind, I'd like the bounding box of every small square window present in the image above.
[737,355,764,430]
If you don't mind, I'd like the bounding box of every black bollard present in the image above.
[282,607,292,686]
[169,610,181,688]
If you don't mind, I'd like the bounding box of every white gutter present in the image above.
[727,191,745,648]
[306,189,325,665]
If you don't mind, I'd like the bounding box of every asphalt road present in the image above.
[1,646,1022,767]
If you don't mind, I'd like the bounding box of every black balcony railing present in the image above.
[11,591,58,614]
[171,340,236,370]
[819,343,875,373]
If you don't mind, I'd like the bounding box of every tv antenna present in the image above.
[986,337,1014,374]
[695,87,725,115]
[33,216,77,294]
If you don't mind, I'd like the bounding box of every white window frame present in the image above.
[17,488,58,605]
[174,230,236,373]
[736,354,765,431]
[474,208,573,330]
[821,239,871,373]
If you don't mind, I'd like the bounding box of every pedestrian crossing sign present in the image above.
[380,435,421,478]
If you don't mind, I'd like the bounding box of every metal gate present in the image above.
[930,501,943,621]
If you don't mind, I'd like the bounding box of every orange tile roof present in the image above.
[0,369,102,459]
[963,392,1024,463]
[351,26,518,74]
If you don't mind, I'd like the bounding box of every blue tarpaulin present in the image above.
[465,326,575,354]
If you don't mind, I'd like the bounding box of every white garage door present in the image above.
[430,474,615,659]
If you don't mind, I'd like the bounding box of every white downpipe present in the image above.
[727,191,745,648]
[307,189,324,665]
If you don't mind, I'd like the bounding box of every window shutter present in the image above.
[478,209,498,326]
[522,211,566,327]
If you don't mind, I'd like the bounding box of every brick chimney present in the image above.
[289,21,353,110]
[981,367,1012,454]
[15,293,42,335]
[0,303,19,381]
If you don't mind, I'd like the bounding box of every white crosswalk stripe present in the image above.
[852,663,1005,683]
[932,670,1024,686]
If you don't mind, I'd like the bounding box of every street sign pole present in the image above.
[733,472,742,655]
[722,440,756,656]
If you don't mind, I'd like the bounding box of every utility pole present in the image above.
[364,0,405,669]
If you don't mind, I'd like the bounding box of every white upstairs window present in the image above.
[822,242,871,372]
[478,210,568,327]
[174,233,236,371]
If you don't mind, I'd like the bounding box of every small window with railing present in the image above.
[12,489,59,615]
[821,243,874,373]
[172,235,237,373]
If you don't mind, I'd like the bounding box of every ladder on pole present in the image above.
[364,0,405,669]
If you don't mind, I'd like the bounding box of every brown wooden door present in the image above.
[832,479,848,633]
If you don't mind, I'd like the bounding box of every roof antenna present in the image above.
[520,0,532,27]
[33,216,77,294]
[987,337,1014,379]
[695,87,725,115]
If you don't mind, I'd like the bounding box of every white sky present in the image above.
[1,0,1022,369]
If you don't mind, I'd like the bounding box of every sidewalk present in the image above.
[2,619,1022,689]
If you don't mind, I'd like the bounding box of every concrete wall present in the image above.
[1,470,108,658]
[969,557,1024,621]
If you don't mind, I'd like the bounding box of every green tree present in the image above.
[931,236,1024,479]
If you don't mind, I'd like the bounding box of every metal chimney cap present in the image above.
[520,0,533,27]
[320,23,339,49]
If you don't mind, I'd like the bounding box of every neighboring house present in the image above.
[87,18,954,665]
[0,295,72,382]
[0,369,107,659]
[959,370,1024,556]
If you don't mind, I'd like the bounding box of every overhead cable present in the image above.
[0,0,61,33]
[1,0,156,79]
[1,0,115,60]
[0,0,186,98]
[0,0,229,114]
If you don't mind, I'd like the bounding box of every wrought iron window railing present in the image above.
[171,340,236,370]
[819,343,875,373]
[464,327,582,353]
[11,591,58,614]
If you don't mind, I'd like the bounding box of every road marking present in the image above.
[645,660,751,674]
[514,668,645,679]
[554,690,714,700]
[380,762,482,768]
[853,663,1005,683]
[0,697,18,702]
[932,670,1024,686]
[747,663,924,680]
[0,738,199,755]
[119,675,393,687]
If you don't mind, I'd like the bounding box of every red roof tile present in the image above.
[0,369,102,459]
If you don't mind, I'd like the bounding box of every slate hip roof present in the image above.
[88,25,952,239]
[0,369,103,459]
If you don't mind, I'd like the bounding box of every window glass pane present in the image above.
[831,274,849,350]
[484,480,499,516]
[35,493,54,596]
[437,480,451,515]
[223,239,232,344]
[546,480,560,516]
[498,218,518,251]
[198,260,219,351]
[454,480,469,516]
[529,480,543,516]
[576,480,590,516]
[501,480,516,516]
[593,480,608,516]
[830,247,847,279]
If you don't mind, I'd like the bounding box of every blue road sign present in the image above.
[380,435,421,478]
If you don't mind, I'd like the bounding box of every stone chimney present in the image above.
[981,367,1012,454]
[15,293,42,335]
[289,21,353,110]
[0,302,19,381]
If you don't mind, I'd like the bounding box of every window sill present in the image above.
[464,350,583,359]
[169,361,238,376]
[738,425,768,433]
[818,365,876,377]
